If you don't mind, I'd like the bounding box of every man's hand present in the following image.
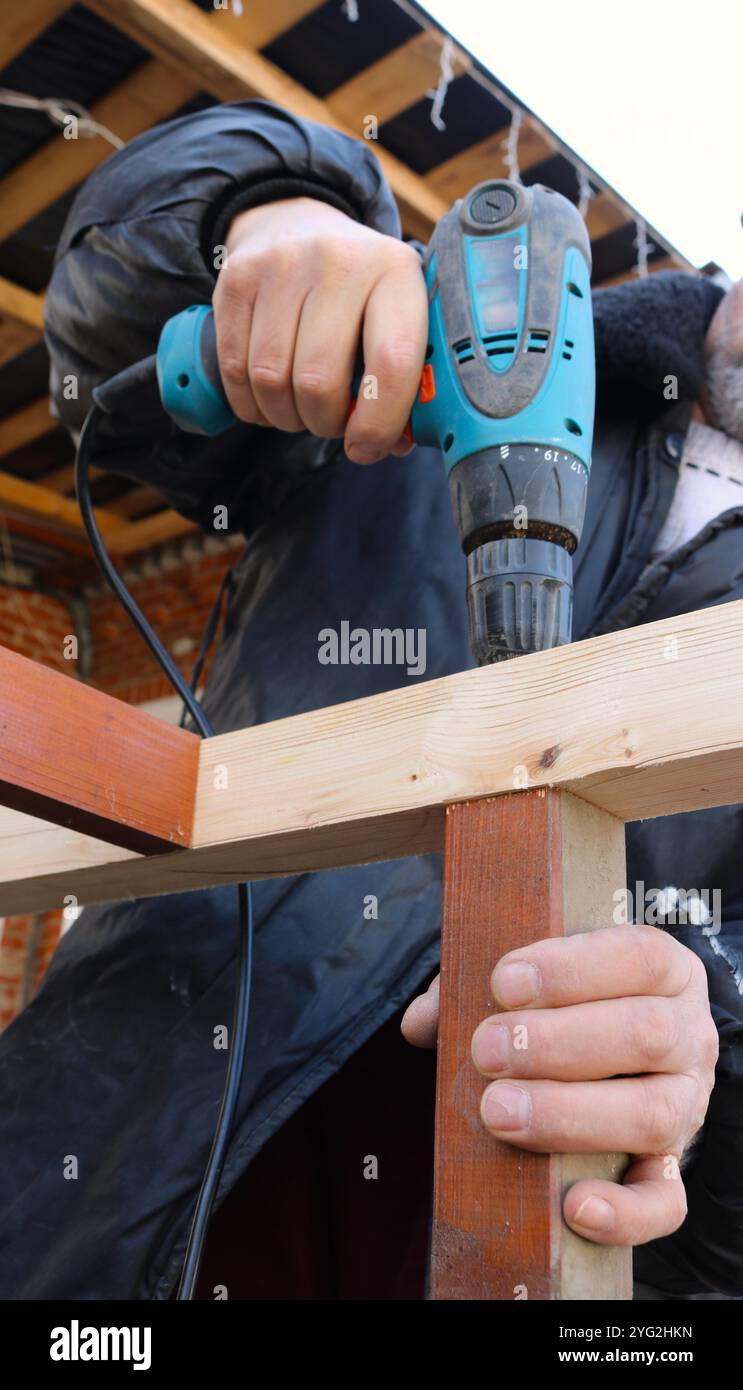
[402,925,718,1246]
[213,196,428,463]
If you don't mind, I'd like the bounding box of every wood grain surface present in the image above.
[431,790,632,1300]
[0,644,199,854]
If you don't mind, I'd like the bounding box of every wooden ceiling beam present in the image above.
[0,319,40,371]
[17,455,193,551]
[105,484,168,519]
[328,29,470,130]
[583,191,631,241]
[0,397,57,456]
[0,278,46,369]
[595,255,682,290]
[0,515,92,557]
[0,0,74,68]
[103,507,198,556]
[210,0,325,50]
[83,0,447,238]
[0,468,124,538]
[0,277,45,333]
[35,459,79,493]
[33,453,190,544]
[426,118,556,204]
[0,61,198,243]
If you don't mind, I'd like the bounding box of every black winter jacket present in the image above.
[0,101,741,1301]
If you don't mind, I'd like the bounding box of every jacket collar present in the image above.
[593,270,724,405]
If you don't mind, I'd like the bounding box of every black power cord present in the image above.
[75,405,254,1300]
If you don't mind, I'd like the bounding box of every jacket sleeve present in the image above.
[43,100,402,535]
[633,912,743,1297]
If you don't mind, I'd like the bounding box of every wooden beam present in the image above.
[0,62,197,243]
[84,0,447,239]
[0,515,93,558]
[0,398,58,456]
[0,276,45,369]
[35,459,79,494]
[106,485,167,519]
[583,191,631,241]
[595,255,683,289]
[0,319,39,372]
[0,277,45,333]
[431,790,631,1300]
[426,120,556,204]
[0,0,73,68]
[0,469,124,538]
[0,644,199,854]
[2,597,743,914]
[33,461,188,544]
[103,507,198,555]
[210,0,324,49]
[328,30,470,130]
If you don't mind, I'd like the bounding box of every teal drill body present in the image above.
[157,179,595,663]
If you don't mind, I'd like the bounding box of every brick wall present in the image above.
[0,542,237,1030]
[0,585,75,674]
[0,911,64,1031]
[89,547,235,703]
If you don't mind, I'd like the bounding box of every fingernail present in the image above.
[472,1022,510,1073]
[572,1196,615,1233]
[493,961,539,1007]
[346,443,382,464]
[482,1083,531,1132]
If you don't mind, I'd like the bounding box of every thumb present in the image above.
[401,974,440,1048]
[563,1154,687,1246]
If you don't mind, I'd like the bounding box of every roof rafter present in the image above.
[83,0,447,238]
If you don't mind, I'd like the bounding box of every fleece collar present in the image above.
[592,270,724,403]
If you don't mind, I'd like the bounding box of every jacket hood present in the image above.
[593,270,725,403]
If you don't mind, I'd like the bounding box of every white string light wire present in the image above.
[426,37,456,132]
[0,88,124,149]
[577,166,595,219]
[634,216,650,277]
[502,107,523,183]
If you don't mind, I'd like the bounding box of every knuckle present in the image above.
[700,1016,720,1072]
[640,1079,683,1153]
[632,999,678,1063]
[272,239,303,273]
[650,1175,688,1241]
[385,237,420,273]
[321,234,360,278]
[627,925,676,992]
[689,1061,714,1132]
[294,366,338,404]
[685,947,709,994]
[349,422,386,453]
[218,257,256,300]
[689,1093,711,1139]
[251,358,292,393]
[219,355,248,388]
[375,336,422,381]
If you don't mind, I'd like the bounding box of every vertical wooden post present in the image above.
[430,788,632,1300]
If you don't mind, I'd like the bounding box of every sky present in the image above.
[420,0,741,279]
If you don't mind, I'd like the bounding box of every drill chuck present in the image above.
[447,438,587,662]
[466,536,573,664]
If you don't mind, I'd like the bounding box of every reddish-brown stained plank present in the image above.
[431,789,632,1300]
[0,645,199,854]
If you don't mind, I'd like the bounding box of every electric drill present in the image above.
[156,179,595,663]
